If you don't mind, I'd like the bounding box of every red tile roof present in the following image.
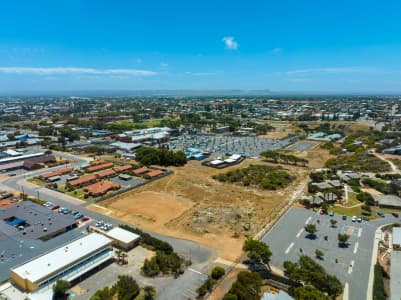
[133,167,149,175]
[84,181,120,196]
[67,174,97,187]
[114,164,132,173]
[145,169,164,178]
[90,159,105,165]
[86,162,114,172]
[40,167,73,179]
[97,169,116,178]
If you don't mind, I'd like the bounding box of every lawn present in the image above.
[65,187,95,201]
[343,192,362,207]
[331,205,362,218]
[27,177,47,186]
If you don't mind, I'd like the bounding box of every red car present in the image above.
[51,205,60,210]
[80,216,90,222]
[392,213,399,218]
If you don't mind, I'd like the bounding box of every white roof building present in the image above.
[11,233,113,292]
[104,227,140,247]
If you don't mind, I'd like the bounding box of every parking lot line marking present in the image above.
[296,228,304,238]
[305,216,312,224]
[285,242,294,254]
[188,268,203,275]
[343,282,349,300]
[358,228,362,238]
[353,242,359,254]
[348,260,354,274]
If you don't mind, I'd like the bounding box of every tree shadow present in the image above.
[306,233,317,240]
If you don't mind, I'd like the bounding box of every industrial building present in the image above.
[103,227,140,250]
[0,201,76,240]
[10,233,113,292]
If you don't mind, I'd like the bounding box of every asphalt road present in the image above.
[0,151,216,299]
[262,207,399,300]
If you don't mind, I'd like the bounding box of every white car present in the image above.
[351,216,357,222]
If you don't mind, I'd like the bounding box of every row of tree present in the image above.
[135,146,187,166]
[89,275,156,300]
[260,151,308,167]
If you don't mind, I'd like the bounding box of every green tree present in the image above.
[52,280,70,300]
[225,271,262,300]
[143,286,157,300]
[243,239,272,271]
[337,233,350,246]
[304,224,318,238]
[315,249,324,260]
[115,275,139,300]
[293,285,330,300]
[90,287,114,300]
[211,266,226,280]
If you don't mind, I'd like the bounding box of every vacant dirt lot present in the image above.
[89,158,309,261]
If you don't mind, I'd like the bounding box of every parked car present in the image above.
[377,211,385,218]
[362,216,369,221]
[80,216,90,222]
[351,216,357,222]
[356,217,362,223]
[392,212,399,218]
[95,221,104,227]
[51,205,60,211]
[328,211,334,217]
[342,215,347,220]
[59,207,70,214]
[74,213,84,219]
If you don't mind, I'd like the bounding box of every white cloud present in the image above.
[272,47,283,53]
[160,63,169,68]
[0,67,157,76]
[286,67,373,75]
[185,72,215,76]
[222,36,239,50]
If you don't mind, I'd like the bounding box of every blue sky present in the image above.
[1,0,401,93]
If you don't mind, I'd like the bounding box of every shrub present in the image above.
[211,266,226,280]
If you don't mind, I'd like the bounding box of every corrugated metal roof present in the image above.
[11,233,112,283]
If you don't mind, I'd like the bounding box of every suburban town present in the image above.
[0,94,399,300]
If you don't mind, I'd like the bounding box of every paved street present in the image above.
[0,151,216,300]
[262,207,400,300]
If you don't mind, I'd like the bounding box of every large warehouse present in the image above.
[0,201,76,240]
[10,233,113,292]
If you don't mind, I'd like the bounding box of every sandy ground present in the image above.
[89,158,309,261]
[258,131,289,139]
[361,188,383,195]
